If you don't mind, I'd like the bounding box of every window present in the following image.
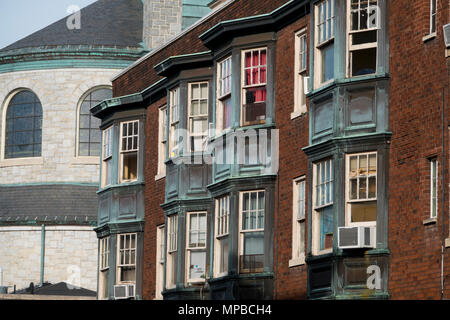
[293,30,308,117]
[157,106,167,177]
[217,56,232,132]
[169,87,180,158]
[166,214,178,289]
[155,225,165,299]
[101,126,113,187]
[120,120,139,182]
[78,88,112,157]
[290,177,306,266]
[186,212,207,284]
[241,48,267,126]
[214,195,230,277]
[5,90,42,159]
[430,158,438,218]
[346,152,377,226]
[188,82,208,152]
[430,0,437,34]
[312,159,334,254]
[239,190,265,274]
[117,233,137,284]
[99,237,110,299]
[347,0,378,77]
[314,0,335,87]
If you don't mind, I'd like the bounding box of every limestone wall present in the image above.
[0,226,98,292]
[0,68,120,185]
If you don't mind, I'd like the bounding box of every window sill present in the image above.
[289,256,305,268]
[422,33,436,43]
[0,157,43,168]
[290,107,307,120]
[70,156,99,165]
[423,217,437,225]
[445,238,450,248]
[154,173,166,181]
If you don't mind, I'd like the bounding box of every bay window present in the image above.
[291,177,306,266]
[155,225,165,299]
[157,106,167,177]
[214,195,230,277]
[239,190,265,274]
[169,87,180,158]
[99,237,110,299]
[119,120,138,182]
[186,212,207,284]
[294,30,308,116]
[241,48,267,126]
[101,126,113,187]
[312,158,334,255]
[217,56,232,132]
[347,0,378,77]
[188,82,209,152]
[117,233,136,284]
[314,0,335,87]
[346,152,377,226]
[166,214,178,289]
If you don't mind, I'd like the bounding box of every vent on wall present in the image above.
[444,23,450,48]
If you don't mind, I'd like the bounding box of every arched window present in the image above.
[5,90,42,159]
[78,87,112,157]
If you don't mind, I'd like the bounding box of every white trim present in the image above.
[430,158,438,219]
[0,226,95,232]
[291,176,306,264]
[422,32,437,42]
[213,195,230,278]
[116,232,137,285]
[294,29,308,116]
[155,225,165,300]
[187,82,209,153]
[119,120,139,183]
[110,0,236,82]
[157,105,167,177]
[288,254,306,268]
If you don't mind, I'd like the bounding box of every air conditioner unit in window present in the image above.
[338,226,376,249]
[113,284,135,300]
[303,76,311,95]
[444,23,450,48]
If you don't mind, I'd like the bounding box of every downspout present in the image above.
[441,87,445,300]
[40,224,45,287]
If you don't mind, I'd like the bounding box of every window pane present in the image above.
[351,47,376,76]
[322,43,334,82]
[122,152,138,180]
[351,201,377,222]
[189,251,206,279]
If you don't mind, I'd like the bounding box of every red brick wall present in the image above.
[142,96,167,300]
[388,0,450,299]
[113,0,291,97]
[273,15,310,300]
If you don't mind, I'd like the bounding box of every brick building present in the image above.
[93,0,450,300]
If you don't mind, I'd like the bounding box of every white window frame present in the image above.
[241,47,268,127]
[312,158,333,256]
[156,106,167,179]
[238,190,265,274]
[101,126,113,187]
[314,0,335,89]
[166,214,178,289]
[430,0,437,35]
[155,225,165,300]
[293,29,308,119]
[185,212,207,284]
[346,0,379,78]
[214,195,230,278]
[188,82,209,153]
[290,177,306,267]
[116,233,137,284]
[216,56,232,133]
[430,158,438,219]
[119,120,139,183]
[345,152,377,227]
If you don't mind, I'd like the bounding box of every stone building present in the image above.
[0,0,145,293]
